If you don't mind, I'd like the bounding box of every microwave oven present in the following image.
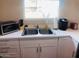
[0,21,19,35]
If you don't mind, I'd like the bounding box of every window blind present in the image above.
[24,0,59,19]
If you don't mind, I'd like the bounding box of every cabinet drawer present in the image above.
[0,48,19,53]
[0,40,19,48]
[0,53,20,58]
[0,48,20,58]
[59,36,72,40]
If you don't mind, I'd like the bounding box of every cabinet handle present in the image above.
[40,47,42,52]
[72,51,75,57]
[37,48,38,53]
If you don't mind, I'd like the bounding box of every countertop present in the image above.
[0,29,70,39]
[0,29,79,49]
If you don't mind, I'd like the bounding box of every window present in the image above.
[24,0,59,19]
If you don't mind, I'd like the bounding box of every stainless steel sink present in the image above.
[39,28,53,34]
[22,27,53,36]
[22,28,38,36]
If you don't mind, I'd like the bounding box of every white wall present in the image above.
[60,0,79,23]
[0,0,23,21]
[0,0,79,28]
[0,0,79,22]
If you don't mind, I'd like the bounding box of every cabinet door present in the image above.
[40,46,57,58]
[20,39,39,58]
[20,38,58,58]
[58,36,75,58]
[22,47,39,58]
[39,38,58,58]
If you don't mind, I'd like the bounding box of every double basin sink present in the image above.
[22,28,53,36]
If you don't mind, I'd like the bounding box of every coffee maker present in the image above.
[58,18,68,30]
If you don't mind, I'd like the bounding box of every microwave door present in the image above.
[2,24,18,35]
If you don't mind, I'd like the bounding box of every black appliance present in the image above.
[0,21,19,35]
[76,43,79,58]
[58,18,68,30]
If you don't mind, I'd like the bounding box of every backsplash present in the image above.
[23,18,58,29]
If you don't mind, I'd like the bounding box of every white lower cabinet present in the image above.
[20,38,58,58]
[21,45,57,58]
[39,39,57,58]
[20,37,75,58]
[0,36,75,58]
[0,38,20,58]
[58,36,75,58]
